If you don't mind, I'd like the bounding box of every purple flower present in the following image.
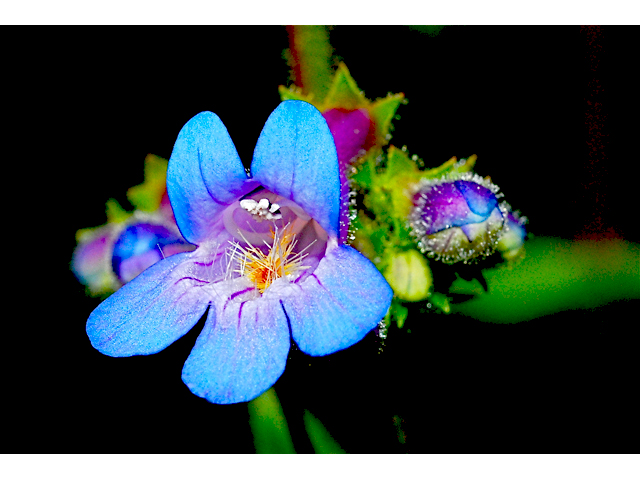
[409,173,508,264]
[87,101,392,404]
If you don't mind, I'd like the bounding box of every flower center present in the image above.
[221,190,329,293]
[227,223,313,293]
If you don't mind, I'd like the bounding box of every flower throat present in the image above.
[226,199,315,293]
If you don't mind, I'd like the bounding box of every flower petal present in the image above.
[418,181,487,235]
[276,242,392,356]
[86,251,209,356]
[454,180,498,218]
[181,284,290,404]
[251,101,340,238]
[167,111,254,245]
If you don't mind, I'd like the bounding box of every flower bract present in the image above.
[86,100,393,404]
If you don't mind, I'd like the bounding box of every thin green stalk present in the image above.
[248,388,296,454]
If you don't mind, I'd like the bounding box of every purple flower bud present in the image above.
[322,108,371,169]
[409,173,508,264]
[322,107,372,243]
[111,223,193,283]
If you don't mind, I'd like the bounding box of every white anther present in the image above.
[240,198,282,221]
[240,199,259,213]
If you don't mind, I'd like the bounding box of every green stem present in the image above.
[286,25,334,102]
[247,388,296,454]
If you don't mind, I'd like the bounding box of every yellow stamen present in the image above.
[228,224,313,293]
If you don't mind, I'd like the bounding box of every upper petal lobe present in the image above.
[167,111,255,245]
[251,101,340,238]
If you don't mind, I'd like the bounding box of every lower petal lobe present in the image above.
[86,251,209,356]
[182,285,290,404]
[277,243,393,356]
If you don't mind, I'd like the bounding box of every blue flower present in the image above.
[87,101,393,404]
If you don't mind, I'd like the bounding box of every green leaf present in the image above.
[451,236,640,323]
[303,410,347,454]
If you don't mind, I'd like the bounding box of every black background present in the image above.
[11,26,638,453]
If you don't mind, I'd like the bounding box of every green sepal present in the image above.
[278,84,313,103]
[420,153,477,181]
[279,60,404,154]
[428,291,452,314]
[383,298,409,328]
[105,198,131,224]
[323,62,367,111]
[75,225,99,243]
[126,154,168,212]
[387,297,409,328]
[350,211,379,262]
[384,146,422,219]
[359,146,421,222]
[349,150,376,190]
[369,93,405,146]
